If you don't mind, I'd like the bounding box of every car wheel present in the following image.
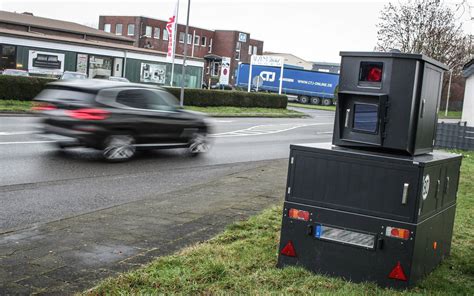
[299,96,309,104]
[310,97,321,105]
[102,135,136,162]
[188,133,210,156]
[322,98,332,106]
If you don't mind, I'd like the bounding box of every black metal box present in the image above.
[277,143,461,288]
[332,52,448,155]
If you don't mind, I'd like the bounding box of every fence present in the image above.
[435,122,474,151]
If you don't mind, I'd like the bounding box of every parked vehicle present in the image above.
[108,76,130,83]
[236,64,339,105]
[93,75,130,83]
[34,80,212,162]
[2,69,29,77]
[61,71,87,80]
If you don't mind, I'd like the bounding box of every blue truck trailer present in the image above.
[236,63,340,105]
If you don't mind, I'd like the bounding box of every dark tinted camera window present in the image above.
[359,62,383,83]
[353,103,378,133]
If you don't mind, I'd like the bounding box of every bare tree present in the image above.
[376,0,471,74]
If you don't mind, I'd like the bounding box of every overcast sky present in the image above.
[1,0,472,63]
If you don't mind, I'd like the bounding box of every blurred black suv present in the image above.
[34,80,212,161]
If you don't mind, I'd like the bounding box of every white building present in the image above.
[461,59,474,127]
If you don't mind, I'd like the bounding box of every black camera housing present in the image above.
[333,52,448,155]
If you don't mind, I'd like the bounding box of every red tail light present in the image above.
[288,208,310,221]
[385,226,410,240]
[32,102,57,111]
[67,108,109,120]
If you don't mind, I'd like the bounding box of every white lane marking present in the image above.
[0,123,331,144]
[211,120,234,123]
[210,123,331,138]
[0,131,37,136]
[0,141,54,145]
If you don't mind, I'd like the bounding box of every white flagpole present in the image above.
[170,0,179,87]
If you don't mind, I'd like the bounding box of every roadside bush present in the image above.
[164,87,288,109]
[0,75,288,108]
[0,75,56,101]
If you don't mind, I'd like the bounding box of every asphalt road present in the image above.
[0,108,334,233]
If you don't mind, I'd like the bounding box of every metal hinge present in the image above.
[287,187,291,194]
[290,157,294,164]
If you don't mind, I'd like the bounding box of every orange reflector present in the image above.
[388,261,407,281]
[385,226,410,240]
[281,241,297,257]
[288,208,310,221]
[433,241,437,250]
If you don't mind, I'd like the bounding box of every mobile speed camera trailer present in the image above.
[277,52,462,289]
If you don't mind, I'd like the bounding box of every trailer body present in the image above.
[236,63,339,104]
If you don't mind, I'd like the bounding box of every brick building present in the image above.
[0,10,204,87]
[98,15,264,85]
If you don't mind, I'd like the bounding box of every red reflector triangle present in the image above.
[281,240,297,257]
[388,261,407,281]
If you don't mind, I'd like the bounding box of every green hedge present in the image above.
[0,75,56,101]
[164,87,287,108]
[0,75,288,108]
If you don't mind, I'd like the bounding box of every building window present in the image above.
[248,45,252,55]
[235,42,241,60]
[145,26,152,37]
[179,32,185,43]
[201,36,207,46]
[208,38,213,53]
[194,35,200,45]
[127,24,135,36]
[187,33,192,45]
[154,27,160,39]
[116,24,123,35]
[163,29,169,40]
[0,45,16,70]
[211,62,219,77]
[253,46,258,55]
[104,24,111,33]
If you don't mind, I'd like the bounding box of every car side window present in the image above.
[116,89,148,109]
[147,90,177,111]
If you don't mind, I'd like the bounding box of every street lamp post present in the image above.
[179,0,191,107]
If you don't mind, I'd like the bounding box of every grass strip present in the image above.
[288,102,336,111]
[0,101,304,118]
[438,111,462,119]
[88,151,474,295]
[0,100,32,112]
[185,106,306,118]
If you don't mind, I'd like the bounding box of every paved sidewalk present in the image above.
[0,159,288,295]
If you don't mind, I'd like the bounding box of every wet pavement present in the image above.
[0,159,288,295]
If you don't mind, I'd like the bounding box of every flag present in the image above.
[166,2,178,61]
